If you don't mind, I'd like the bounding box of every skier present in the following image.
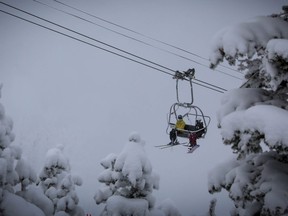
[195,119,205,138]
[169,115,185,144]
[188,132,197,147]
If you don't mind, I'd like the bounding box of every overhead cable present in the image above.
[0,2,226,93]
[0,9,174,76]
[34,0,242,80]
[52,0,243,77]
[0,1,175,75]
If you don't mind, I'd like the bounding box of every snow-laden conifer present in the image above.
[38,145,84,216]
[0,85,47,215]
[94,132,181,216]
[208,6,288,216]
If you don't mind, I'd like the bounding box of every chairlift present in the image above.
[166,69,211,141]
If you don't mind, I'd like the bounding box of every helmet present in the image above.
[178,115,183,119]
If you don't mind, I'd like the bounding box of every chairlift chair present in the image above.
[166,69,211,141]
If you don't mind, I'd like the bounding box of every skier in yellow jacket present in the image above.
[175,115,186,130]
[169,115,186,144]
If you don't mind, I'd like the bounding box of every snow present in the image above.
[38,146,84,215]
[267,39,288,61]
[156,199,182,216]
[45,186,58,200]
[98,169,114,183]
[114,132,152,186]
[8,144,22,160]
[105,195,149,216]
[95,132,180,216]
[100,153,117,169]
[17,185,54,216]
[0,95,48,216]
[208,157,239,193]
[264,39,288,90]
[1,190,45,216]
[94,186,113,204]
[217,88,271,124]
[259,157,288,214]
[0,138,82,216]
[0,111,15,149]
[221,104,288,149]
[208,9,288,215]
[209,16,288,66]
[72,175,83,186]
[0,97,20,195]
[0,158,8,189]
[15,158,37,187]
[54,212,70,216]
[209,152,288,215]
[217,88,288,150]
[1,2,286,215]
[44,145,70,171]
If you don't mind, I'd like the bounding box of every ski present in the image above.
[159,144,180,149]
[155,142,186,149]
[187,145,199,153]
[154,144,172,147]
[181,143,190,147]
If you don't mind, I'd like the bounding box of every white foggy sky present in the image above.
[0,0,286,215]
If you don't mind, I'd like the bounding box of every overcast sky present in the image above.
[0,0,286,215]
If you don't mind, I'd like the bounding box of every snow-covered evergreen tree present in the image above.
[0,87,84,216]
[208,6,288,216]
[38,145,84,216]
[0,85,48,216]
[94,132,181,216]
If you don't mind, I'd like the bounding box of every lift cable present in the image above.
[1,1,228,93]
[52,0,243,76]
[0,9,225,94]
[0,2,175,75]
[0,3,227,93]
[34,0,242,81]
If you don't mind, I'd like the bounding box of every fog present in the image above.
[0,0,285,215]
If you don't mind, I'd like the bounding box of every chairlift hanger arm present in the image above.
[173,68,195,80]
[174,68,195,105]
